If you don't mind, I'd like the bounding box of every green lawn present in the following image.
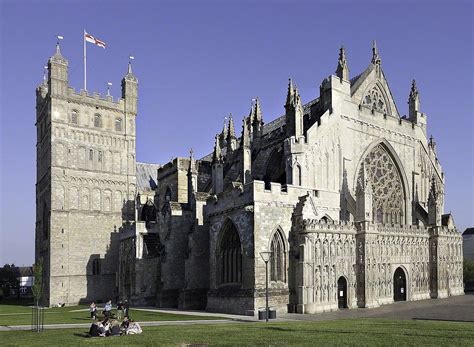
[0,319,473,346]
[0,305,223,326]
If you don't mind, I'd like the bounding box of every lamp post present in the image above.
[260,251,272,322]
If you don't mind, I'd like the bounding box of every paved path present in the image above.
[1,294,472,331]
[279,293,474,322]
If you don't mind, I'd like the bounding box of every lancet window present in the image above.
[270,229,286,282]
[218,221,242,284]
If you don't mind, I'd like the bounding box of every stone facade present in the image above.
[35,45,137,306]
[37,42,464,313]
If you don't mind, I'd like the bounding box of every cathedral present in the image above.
[35,41,464,315]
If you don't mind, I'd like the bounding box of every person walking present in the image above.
[89,302,97,320]
[116,300,123,321]
[123,299,130,317]
[104,299,112,319]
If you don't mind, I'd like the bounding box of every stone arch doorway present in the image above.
[337,276,348,309]
[393,267,407,302]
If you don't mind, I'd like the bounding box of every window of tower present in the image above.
[71,110,78,124]
[98,151,102,162]
[92,258,101,275]
[89,149,93,161]
[94,114,102,128]
[115,118,122,131]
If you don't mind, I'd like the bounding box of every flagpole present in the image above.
[83,29,87,90]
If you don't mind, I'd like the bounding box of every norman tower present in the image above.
[35,44,138,306]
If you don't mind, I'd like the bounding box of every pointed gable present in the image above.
[350,64,400,118]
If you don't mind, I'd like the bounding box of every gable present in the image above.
[350,64,400,118]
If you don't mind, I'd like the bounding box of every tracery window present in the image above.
[270,230,286,282]
[218,221,242,284]
[360,144,404,224]
[71,110,78,124]
[362,85,387,113]
[94,114,102,128]
[115,118,122,131]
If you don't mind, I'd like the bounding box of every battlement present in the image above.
[376,223,429,236]
[253,180,318,202]
[430,226,462,238]
[65,87,125,111]
[158,157,191,179]
[301,219,355,233]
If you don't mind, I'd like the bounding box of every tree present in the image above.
[32,258,43,307]
[0,264,20,299]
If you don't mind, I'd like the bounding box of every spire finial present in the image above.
[253,97,262,123]
[336,45,349,80]
[410,79,418,99]
[227,113,235,139]
[127,55,135,74]
[54,35,64,57]
[189,148,194,160]
[43,65,48,84]
[372,40,381,65]
[286,78,295,106]
[241,117,250,148]
[213,134,222,163]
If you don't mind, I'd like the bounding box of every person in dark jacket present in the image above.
[123,300,130,317]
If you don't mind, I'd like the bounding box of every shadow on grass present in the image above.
[73,332,90,338]
[412,318,474,323]
[0,299,34,306]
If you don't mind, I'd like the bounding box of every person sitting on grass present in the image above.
[96,321,106,337]
[89,322,100,337]
[109,316,121,337]
[120,316,130,335]
[102,318,111,337]
[126,319,142,335]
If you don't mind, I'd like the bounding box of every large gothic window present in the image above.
[361,144,404,224]
[362,85,388,114]
[270,229,286,282]
[218,221,242,284]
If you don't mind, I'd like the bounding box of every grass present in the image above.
[0,304,223,326]
[0,318,473,346]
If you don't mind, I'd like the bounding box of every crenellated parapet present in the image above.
[299,219,355,233]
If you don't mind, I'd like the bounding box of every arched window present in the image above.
[218,221,242,284]
[165,187,172,202]
[71,110,78,124]
[94,114,102,128]
[115,118,122,131]
[92,259,101,275]
[270,229,286,282]
[358,143,405,224]
[263,147,286,189]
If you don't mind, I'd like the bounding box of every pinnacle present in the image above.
[372,40,381,65]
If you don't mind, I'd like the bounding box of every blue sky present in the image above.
[0,0,472,265]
